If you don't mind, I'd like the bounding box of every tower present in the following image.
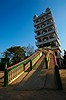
[33,8,62,58]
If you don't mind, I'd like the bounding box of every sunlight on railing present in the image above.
[4,51,42,86]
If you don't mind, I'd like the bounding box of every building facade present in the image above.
[33,8,62,58]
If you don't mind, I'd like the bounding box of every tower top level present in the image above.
[33,8,51,21]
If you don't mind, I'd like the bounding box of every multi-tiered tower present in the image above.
[33,8,62,58]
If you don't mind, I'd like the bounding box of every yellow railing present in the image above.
[4,51,42,86]
[46,50,55,69]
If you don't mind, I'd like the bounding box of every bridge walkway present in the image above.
[0,50,42,87]
[44,54,57,89]
[0,49,57,90]
[10,54,46,90]
[11,53,57,90]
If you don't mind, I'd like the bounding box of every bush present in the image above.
[0,63,5,71]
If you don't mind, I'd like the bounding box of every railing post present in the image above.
[23,64,25,71]
[45,57,48,69]
[4,63,8,86]
[30,60,32,70]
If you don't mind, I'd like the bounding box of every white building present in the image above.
[33,8,62,58]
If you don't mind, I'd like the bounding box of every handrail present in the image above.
[4,51,42,86]
[53,53,58,66]
[4,48,58,86]
[46,50,55,69]
[7,50,40,70]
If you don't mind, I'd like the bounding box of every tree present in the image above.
[63,50,66,65]
[24,44,34,56]
[3,46,26,65]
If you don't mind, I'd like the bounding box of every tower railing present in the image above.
[46,49,63,90]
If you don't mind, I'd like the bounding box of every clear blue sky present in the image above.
[0,0,66,55]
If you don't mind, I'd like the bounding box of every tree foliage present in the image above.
[3,46,26,65]
[24,44,34,56]
[63,50,66,65]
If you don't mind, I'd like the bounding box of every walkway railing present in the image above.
[53,53,63,90]
[47,50,63,90]
[46,50,55,69]
[4,51,42,86]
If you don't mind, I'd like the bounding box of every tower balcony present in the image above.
[34,16,53,27]
[36,37,59,46]
[52,46,62,52]
[35,29,56,39]
[34,22,55,33]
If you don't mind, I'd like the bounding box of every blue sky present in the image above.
[0,0,66,55]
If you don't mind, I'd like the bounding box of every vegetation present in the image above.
[3,46,26,65]
[63,50,66,66]
[24,44,34,56]
[0,63,5,71]
[0,44,34,70]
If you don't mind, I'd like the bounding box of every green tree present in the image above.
[63,50,66,66]
[24,44,34,56]
[3,46,26,65]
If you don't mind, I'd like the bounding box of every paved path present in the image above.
[44,54,57,89]
[0,87,66,100]
[44,69,57,89]
[13,55,47,90]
